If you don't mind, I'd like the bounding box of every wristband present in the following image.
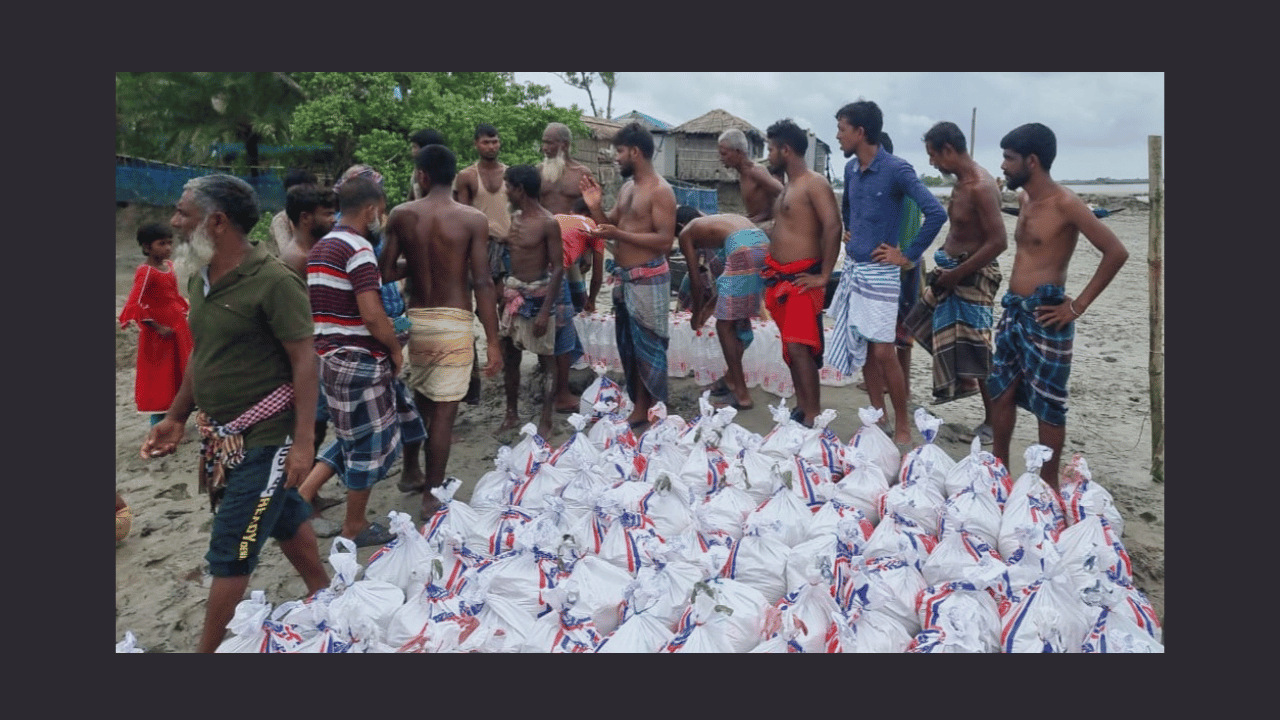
[1069,301,1084,317]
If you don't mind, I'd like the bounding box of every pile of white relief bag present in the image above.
[119,370,1162,653]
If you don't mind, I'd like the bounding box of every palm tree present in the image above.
[116,72,307,174]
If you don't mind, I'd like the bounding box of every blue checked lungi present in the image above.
[826,257,901,375]
[613,256,670,404]
[318,348,424,490]
[908,249,1003,402]
[986,284,1073,427]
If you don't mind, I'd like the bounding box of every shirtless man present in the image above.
[539,122,594,215]
[759,119,842,427]
[580,122,677,431]
[718,128,783,225]
[676,208,769,411]
[280,184,337,279]
[382,144,503,519]
[494,164,565,439]
[279,183,337,460]
[912,121,1008,444]
[989,123,1128,488]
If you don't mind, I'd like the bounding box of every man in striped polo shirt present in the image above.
[306,176,404,547]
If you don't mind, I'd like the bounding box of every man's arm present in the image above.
[380,208,408,283]
[746,166,784,223]
[792,180,844,291]
[1035,196,1130,330]
[581,173,620,226]
[469,215,504,376]
[454,167,476,206]
[679,222,711,326]
[586,247,604,313]
[355,290,403,375]
[937,181,1009,291]
[280,336,318,488]
[535,217,564,337]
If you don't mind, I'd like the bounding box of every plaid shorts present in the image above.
[319,349,420,490]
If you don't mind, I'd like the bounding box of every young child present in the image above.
[119,223,194,425]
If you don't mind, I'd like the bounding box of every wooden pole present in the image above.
[1148,135,1164,484]
[970,108,977,153]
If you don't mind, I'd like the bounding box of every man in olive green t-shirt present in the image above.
[141,174,329,653]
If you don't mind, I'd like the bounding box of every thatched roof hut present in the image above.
[670,108,766,182]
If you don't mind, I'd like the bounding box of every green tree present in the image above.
[115,72,307,174]
[290,72,590,201]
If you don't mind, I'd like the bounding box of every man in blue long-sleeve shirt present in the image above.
[827,100,946,446]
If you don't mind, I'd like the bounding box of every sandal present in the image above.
[349,521,395,548]
[974,423,994,446]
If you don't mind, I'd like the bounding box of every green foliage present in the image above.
[116,73,306,171]
[289,72,590,202]
[920,174,947,187]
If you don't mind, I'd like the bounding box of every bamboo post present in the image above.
[1148,135,1164,484]
[970,108,976,153]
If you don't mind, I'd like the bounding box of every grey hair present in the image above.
[545,122,572,146]
[183,174,261,235]
[718,128,748,153]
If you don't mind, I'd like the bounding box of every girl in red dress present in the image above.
[119,223,194,424]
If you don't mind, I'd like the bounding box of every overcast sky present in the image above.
[514,72,1164,184]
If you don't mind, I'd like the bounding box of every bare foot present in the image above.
[893,426,912,445]
[420,495,443,522]
[495,412,521,436]
[553,393,580,413]
[397,465,427,493]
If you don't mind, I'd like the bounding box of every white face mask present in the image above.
[367,209,384,236]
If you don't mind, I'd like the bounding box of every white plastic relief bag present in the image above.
[997,445,1067,561]
[897,408,955,494]
[364,510,436,598]
[1059,454,1125,536]
[832,448,890,525]
[848,406,901,484]
[215,590,273,653]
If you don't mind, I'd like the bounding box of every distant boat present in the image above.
[1001,204,1124,218]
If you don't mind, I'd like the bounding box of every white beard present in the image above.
[540,152,566,185]
[173,221,215,285]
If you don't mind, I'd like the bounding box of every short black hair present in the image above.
[415,144,457,185]
[136,222,172,254]
[410,128,446,149]
[613,122,655,159]
[475,123,499,141]
[336,176,384,215]
[571,197,589,215]
[923,121,967,155]
[766,119,808,156]
[674,205,702,234]
[285,184,336,225]
[880,132,894,154]
[1000,123,1057,171]
[504,164,541,198]
[835,100,883,145]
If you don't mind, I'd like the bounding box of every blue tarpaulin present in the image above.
[116,157,286,212]
[672,184,718,215]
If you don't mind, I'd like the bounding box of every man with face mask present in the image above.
[301,175,411,547]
